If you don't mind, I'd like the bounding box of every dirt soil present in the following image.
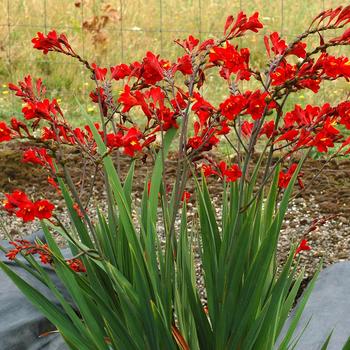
[1,141,349,215]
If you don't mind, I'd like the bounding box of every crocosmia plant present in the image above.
[1,6,350,350]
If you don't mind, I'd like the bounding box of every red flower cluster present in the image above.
[278,163,304,189]
[276,103,346,153]
[264,32,306,58]
[6,240,52,264]
[3,190,55,222]
[32,30,75,55]
[22,148,53,170]
[6,240,86,272]
[8,75,46,102]
[209,41,251,80]
[219,90,275,121]
[269,52,350,92]
[97,50,193,86]
[106,127,143,157]
[187,121,219,152]
[224,12,263,38]
[202,161,242,183]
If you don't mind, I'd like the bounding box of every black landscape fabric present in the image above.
[0,230,68,350]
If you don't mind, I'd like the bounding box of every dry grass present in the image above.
[0,0,348,121]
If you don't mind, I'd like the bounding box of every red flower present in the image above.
[241,121,254,138]
[32,30,74,55]
[23,149,45,165]
[3,190,31,215]
[264,32,287,56]
[271,63,296,86]
[22,148,53,169]
[10,118,30,137]
[0,122,12,142]
[187,122,219,152]
[218,162,242,182]
[338,101,350,129]
[176,54,193,75]
[154,107,178,132]
[202,162,242,182]
[246,90,274,120]
[118,85,140,113]
[191,92,215,125]
[175,35,199,52]
[278,163,303,189]
[217,121,231,135]
[141,52,164,84]
[219,95,246,120]
[171,91,188,112]
[295,239,311,257]
[67,259,86,273]
[110,64,131,80]
[298,78,321,93]
[34,200,55,220]
[181,191,191,203]
[265,37,306,58]
[6,248,20,260]
[122,127,143,157]
[224,11,263,38]
[91,63,107,81]
[188,136,203,150]
[323,55,350,79]
[3,190,54,222]
[89,87,108,116]
[209,42,250,80]
[8,75,46,103]
[202,164,219,177]
[312,132,335,153]
[289,41,307,58]
[16,202,36,222]
[5,240,53,264]
[259,120,275,138]
[275,129,299,143]
[106,132,123,149]
[39,251,52,264]
[6,240,31,260]
[22,99,57,122]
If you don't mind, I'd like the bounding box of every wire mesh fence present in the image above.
[0,0,345,112]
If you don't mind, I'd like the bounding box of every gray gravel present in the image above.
[0,193,349,286]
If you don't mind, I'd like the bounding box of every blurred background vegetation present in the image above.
[0,0,348,122]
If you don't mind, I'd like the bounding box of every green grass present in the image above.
[0,0,349,122]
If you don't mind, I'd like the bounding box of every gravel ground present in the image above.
[1,189,349,295]
[0,141,349,296]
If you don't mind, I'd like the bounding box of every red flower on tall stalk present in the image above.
[32,30,75,55]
